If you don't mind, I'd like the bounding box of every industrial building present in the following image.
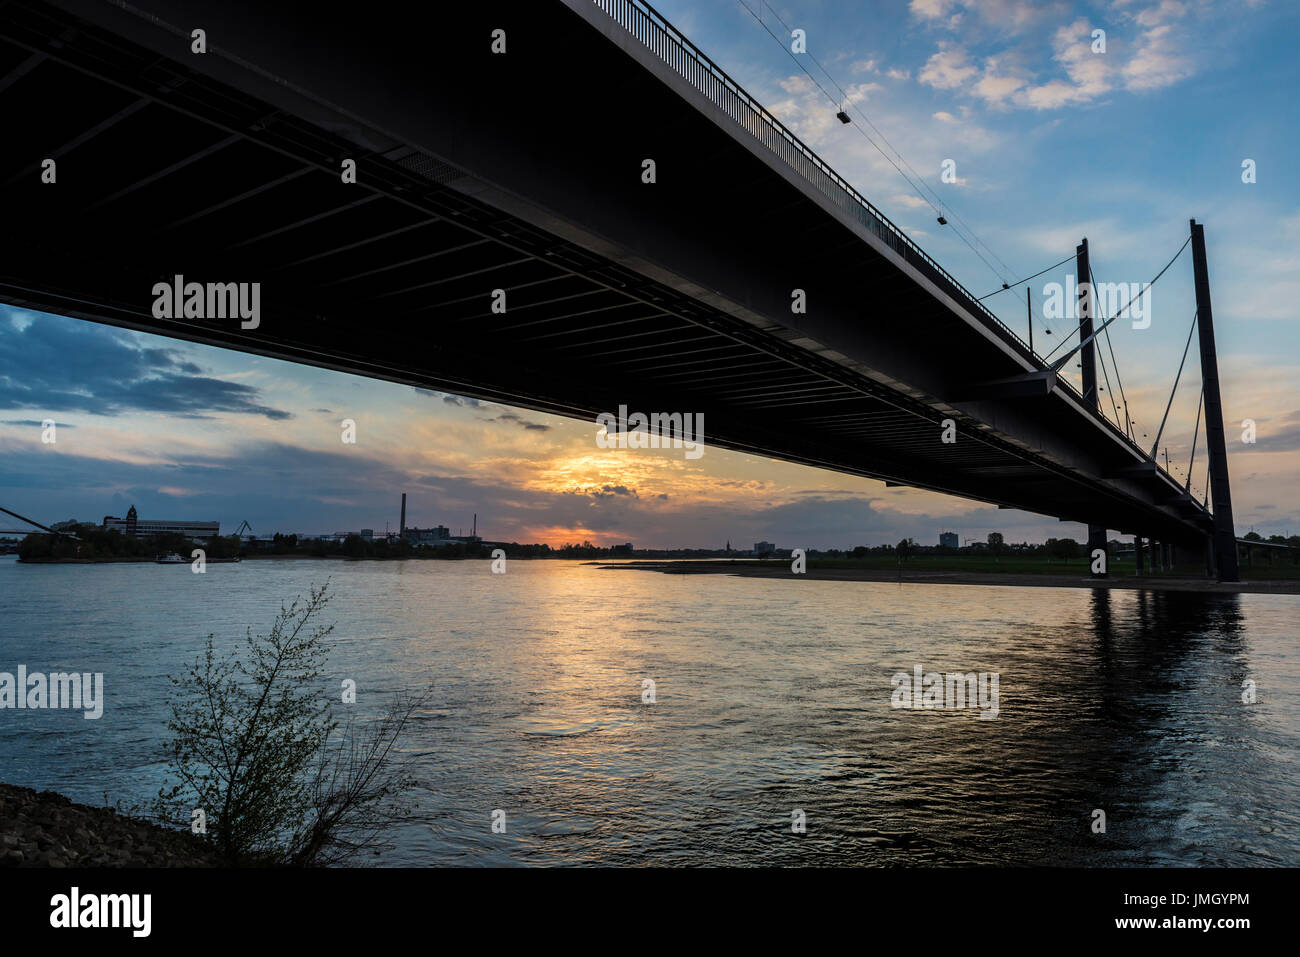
[397,493,482,546]
[102,505,220,540]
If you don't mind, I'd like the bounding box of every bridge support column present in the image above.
[1190,220,1240,582]
[1135,536,1147,575]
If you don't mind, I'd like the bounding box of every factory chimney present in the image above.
[400,493,406,539]
[472,513,476,538]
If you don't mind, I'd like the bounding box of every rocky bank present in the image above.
[0,782,227,867]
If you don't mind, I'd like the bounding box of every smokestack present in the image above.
[400,493,406,538]
[472,513,476,538]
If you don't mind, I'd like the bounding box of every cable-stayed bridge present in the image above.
[0,0,1240,579]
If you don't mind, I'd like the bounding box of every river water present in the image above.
[1,554,1296,866]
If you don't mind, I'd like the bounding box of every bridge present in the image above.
[0,0,1241,579]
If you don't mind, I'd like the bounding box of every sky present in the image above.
[2,0,1297,549]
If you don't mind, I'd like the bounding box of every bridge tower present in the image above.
[1077,239,1108,578]
[1190,220,1240,582]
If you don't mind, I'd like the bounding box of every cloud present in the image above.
[587,484,638,500]
[1253,410,1300,452]
[892,193,934,209]
[487,411,552,432]
[852,59,910,81]
[2,419,75,428]
[440,393,480,407]
[909,0,957,20]
[915,3,1202,110]
[1120,23,1193,91]
[918,43,978,89]
[0,311,292,420]
[911,0,1069,34]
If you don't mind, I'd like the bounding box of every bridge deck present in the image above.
[0,0,1213,544]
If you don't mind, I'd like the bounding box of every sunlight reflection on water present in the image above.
[1,556,1297,866]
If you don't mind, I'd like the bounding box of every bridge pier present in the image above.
[1135,536,1147,575]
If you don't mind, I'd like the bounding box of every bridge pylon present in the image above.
[1077,238,1108,578]
[1190,220,1240,582]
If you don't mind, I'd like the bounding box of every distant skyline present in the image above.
[2,0,1297,548]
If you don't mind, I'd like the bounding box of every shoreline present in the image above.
[0,783,225,867]
[591,560,1300,595]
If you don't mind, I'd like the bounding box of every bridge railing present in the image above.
[587,0,1176,475]
[588,6,1065,374]
[589,2,1034,346]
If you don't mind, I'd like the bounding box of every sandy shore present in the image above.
[592,560,1300,595]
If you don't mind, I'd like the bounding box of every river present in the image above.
[1,555,1296,866]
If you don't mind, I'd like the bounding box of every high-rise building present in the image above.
[939,531,959,548]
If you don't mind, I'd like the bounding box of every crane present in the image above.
[235,520,253,538]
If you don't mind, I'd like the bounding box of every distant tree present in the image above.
[987,532,1004,556]
[202,534,242,560]
[1046,537,1080,561]
[17,534,53,560]
[1243,531,1263,542]
[342,533,366,558]
[851,545,869,558]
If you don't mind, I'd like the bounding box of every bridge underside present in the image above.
[0,0,1213,546]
